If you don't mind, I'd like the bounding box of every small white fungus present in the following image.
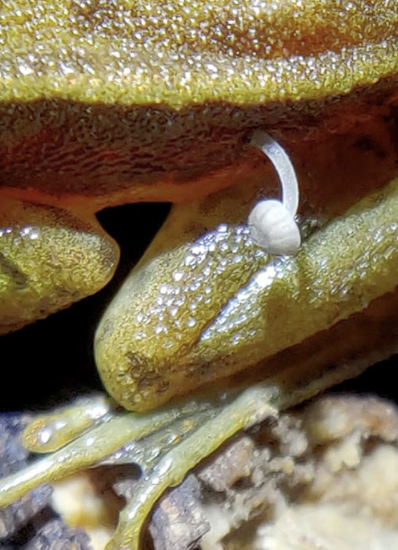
[248,130,301,255]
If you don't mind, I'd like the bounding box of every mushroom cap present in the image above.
[248,199,301,255]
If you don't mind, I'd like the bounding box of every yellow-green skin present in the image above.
[1,0,397,106]
[0,1,398,549]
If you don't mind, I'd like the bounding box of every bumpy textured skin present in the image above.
[0,200,119,333]
[0,0,397,105]
[0,0,396,394]
[0,1,397,197]
[96,177,398,410]
[0,3,398,549]
[0,0,397,396]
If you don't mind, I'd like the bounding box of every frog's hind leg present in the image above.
[107,350,366,550]
[0,196,119,334]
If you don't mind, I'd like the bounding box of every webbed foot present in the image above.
[0,358,366,549]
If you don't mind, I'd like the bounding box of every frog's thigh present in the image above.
[0,197,119,334]
[94,193,270,412]
[96,175,398,412]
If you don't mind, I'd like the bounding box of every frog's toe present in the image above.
[0,197,119,333]
[0,393,219,510]
[106,383,278,550]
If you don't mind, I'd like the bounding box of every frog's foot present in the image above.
[0,386,276,546]
[0,355,367,550]
[0,196,119,334]
[108,352,379,550]
[0,393,214,507]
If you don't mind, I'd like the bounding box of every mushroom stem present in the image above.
[251,130,299,217]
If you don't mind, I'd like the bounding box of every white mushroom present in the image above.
[248,130,301,255]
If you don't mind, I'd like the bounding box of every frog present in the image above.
[0,0,398,549]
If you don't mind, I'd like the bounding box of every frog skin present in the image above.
[0,1,398,549]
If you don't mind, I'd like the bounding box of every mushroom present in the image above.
[248,130,301,255]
